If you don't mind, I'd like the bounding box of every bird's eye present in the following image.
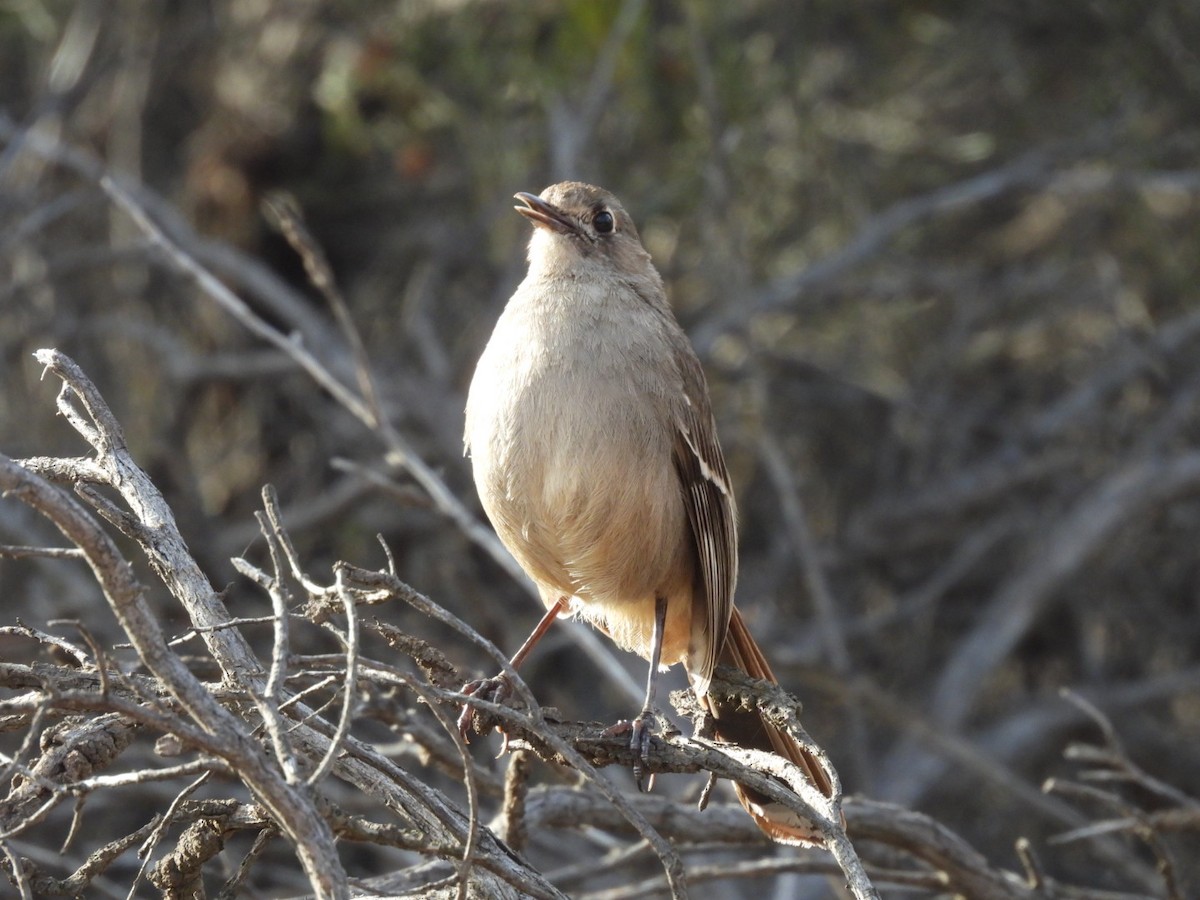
[593,210,615,234]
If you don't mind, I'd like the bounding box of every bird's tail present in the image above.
[702,608,836,846]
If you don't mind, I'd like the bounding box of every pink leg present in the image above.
[457,597,567,740]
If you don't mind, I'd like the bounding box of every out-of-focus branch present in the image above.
[879,449,1200,806]
[546,0,648,180]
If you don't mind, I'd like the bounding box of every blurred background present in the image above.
[3,0,1200,896]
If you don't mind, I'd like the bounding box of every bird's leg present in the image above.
[630,594,668,792]
[457,596,567,742]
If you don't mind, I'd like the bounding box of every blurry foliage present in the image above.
[3,0,1200,895]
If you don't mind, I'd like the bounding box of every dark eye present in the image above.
[593,210,614,234]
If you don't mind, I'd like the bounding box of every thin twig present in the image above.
[128,773,211,900]
[305,569,360,788]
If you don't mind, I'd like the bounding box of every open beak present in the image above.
[514,192,575,234]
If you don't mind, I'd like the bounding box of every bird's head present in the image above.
[515,181,654,280]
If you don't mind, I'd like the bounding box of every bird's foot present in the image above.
[456,673,514,744]
[630,708,658,792]
[604,708,668,792]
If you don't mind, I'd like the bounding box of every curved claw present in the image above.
[456,673,513,743]
[601,711,662,790]
[630,710,658,792]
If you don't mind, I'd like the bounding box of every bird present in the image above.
[461,181,834,845]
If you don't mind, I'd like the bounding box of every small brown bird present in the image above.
[463,181,833,845]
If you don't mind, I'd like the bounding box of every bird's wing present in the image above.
[671,346,738,695]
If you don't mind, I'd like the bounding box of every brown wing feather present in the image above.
[665,320,833,846]
[671,347,737,695]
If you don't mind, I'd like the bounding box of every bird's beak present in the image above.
[514,192,575,234]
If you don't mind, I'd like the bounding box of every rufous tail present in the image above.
[702,608,835,847]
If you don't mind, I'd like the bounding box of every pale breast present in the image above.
[465,281,691,610]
